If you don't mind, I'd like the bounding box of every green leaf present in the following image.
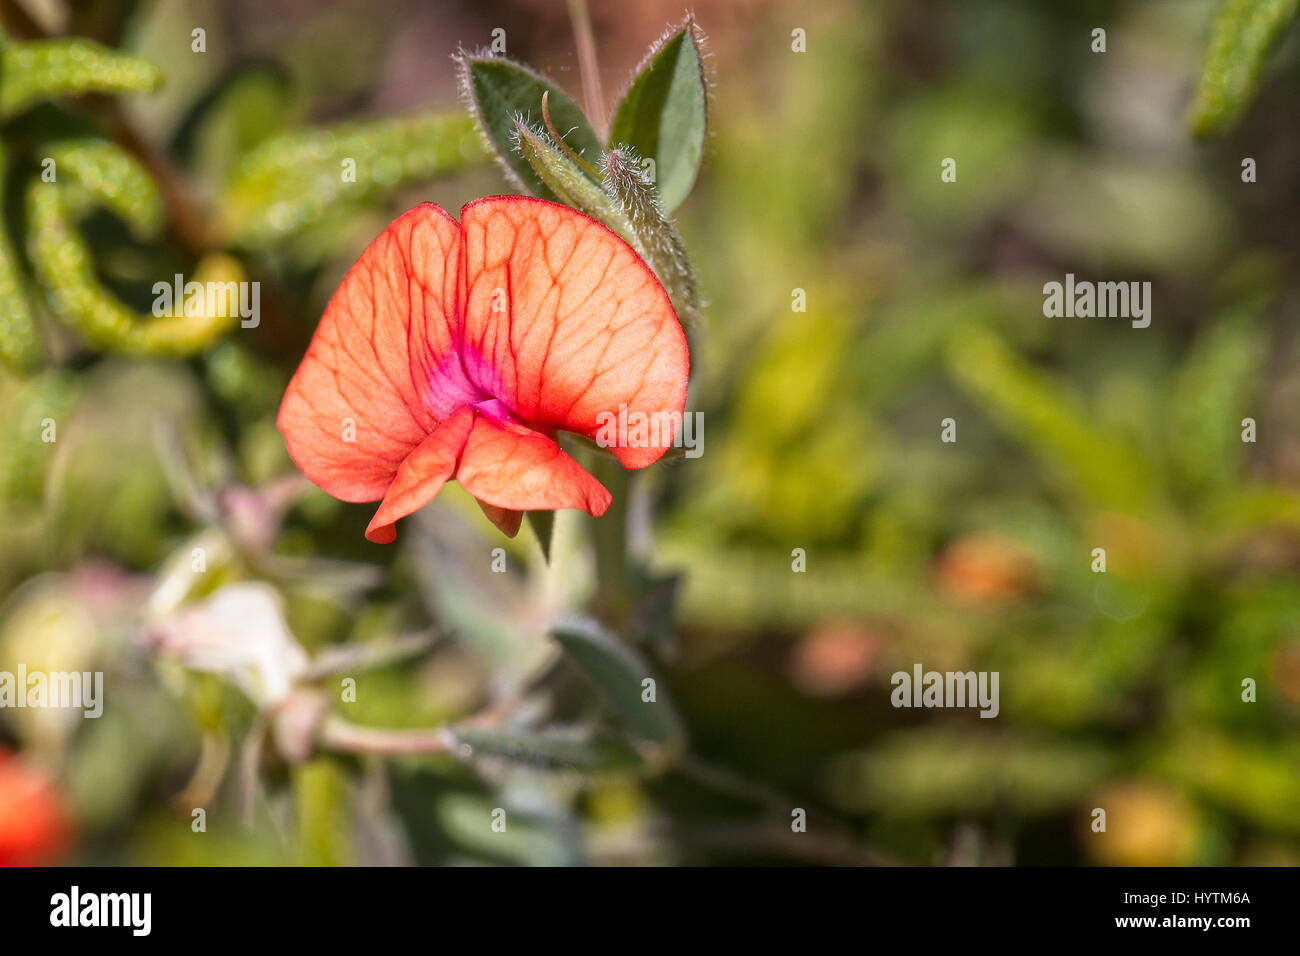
[551,616,685,751]
[1188,0,1300,138]
[437,793,574,865]
[1166,300,1268,497]
[602,148,699,329]
[45,139,163,238]
[608,15,708,212]
[292,758,353,866]
[0,370,78,509]
[0,38,161,117]
[450,725,642,774]
[0,146,42,372]
[171,61,293,188]
[945,326,1154,514]
[26,182,237,356]
[222,112,485,247]
[525,509,555,563]
[457,53,601,197]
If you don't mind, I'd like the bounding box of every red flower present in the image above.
[278,198,689,543]
[0,750,71,866]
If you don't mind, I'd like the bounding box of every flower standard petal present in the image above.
[277,203,471,503]
[459,197,689,469]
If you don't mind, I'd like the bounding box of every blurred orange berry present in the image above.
[934,534,1037,606]
[790,620,884,697]
[0,749,72,866]
[1271,643,1300,709]
[1083,781,1200,867]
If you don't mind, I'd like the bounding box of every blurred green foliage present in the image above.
[1,0,1299,867]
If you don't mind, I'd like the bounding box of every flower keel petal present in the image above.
[455,413,612,517]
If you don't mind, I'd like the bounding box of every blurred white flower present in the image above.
[145,583,309,708]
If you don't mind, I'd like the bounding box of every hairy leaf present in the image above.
[602,148,698,329]
[458,53,601,196]
[551,616,684,750]
[451,726,642,774]
[608,15,708,212]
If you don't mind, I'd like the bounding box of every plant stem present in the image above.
[591,455,634,621]
[318,717,456,757]
[566,0,606,136]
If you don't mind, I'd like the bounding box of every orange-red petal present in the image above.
[455,412,612,517]
[278,203,471,503]
[459,197,688,469]
[364,406,475,544]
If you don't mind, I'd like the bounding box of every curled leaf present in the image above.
[0,146,42,372]
[26,182,237,356]
[44,139,163,238]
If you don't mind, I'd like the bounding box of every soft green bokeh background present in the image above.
[1,0,1299,865]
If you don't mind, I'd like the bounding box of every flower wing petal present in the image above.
[364,406,476,544]
[459,197,688,469]
[278,203,469,503]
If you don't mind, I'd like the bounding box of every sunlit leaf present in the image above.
[0,145,42,372]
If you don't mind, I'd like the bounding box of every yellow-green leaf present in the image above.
[1188,0,1300,137]
[27,182,237,356]
[44,139,163,238]
[0,38,161,117]
[221,112,485,247]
